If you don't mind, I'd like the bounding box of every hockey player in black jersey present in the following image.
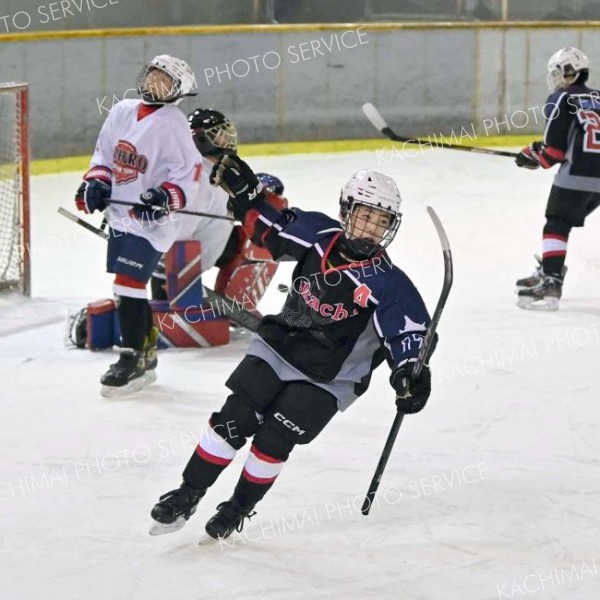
[516,47,600,310]
[149,160,435,540]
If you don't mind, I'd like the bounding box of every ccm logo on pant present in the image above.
[274,412,305,435]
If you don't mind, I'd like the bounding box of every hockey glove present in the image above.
[75,166,112,214]
[134,184,186,219]
[210,155,264,219]
[515,142,542,170]
[390,363,431,414]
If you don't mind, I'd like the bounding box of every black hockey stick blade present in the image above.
[362,102,519,158]
[361,206,453,515]
[58,207,261,332]
[201,287,261,332]
[105,198,235,222]
[57,207,109,240]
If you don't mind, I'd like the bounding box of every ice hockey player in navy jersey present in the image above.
[516,47,600,310]
[149,159,435,540]
[75,54,201,396]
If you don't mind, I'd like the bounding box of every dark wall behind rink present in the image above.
[1,25,599,159]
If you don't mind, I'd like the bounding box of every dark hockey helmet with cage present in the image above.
[256,173,284,195]
[339,170,402,260]
[188,108,238,157]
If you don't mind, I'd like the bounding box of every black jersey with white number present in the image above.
[540,84,600,191]
[241,201,435,398]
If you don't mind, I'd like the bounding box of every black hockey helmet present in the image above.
[188,108,238,157]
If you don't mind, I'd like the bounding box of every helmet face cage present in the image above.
[339,198,401,259]
[338,170,403,259]
[256,172,284,195]
[188,108,238,156]
[547,47,590,92]
[137,55,195,104]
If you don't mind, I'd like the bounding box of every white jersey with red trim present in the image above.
[91,99,201,252]
[177,156,233,270]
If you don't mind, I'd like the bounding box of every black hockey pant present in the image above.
[182,355,338,510]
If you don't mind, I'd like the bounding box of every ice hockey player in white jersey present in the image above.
[75,54,201,396]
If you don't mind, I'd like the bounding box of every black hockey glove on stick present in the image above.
[75,166,112,214]
[390,363,432,414]
[210,155,265,219]
[515,142,542,169]
[133,185,184,219]
[362,102,519,158]
[361,206,453,516]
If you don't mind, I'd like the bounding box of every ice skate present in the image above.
[149,483,205,536]
[205,497,256,540]
[143,326,159,385]
[100,349,148,397]
[515,255,567,294]
[517,275,563,311]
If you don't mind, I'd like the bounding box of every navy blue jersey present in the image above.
[242,200,435,394]
[540,84,600,191]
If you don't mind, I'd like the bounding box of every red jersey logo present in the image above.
[353,283,371,308]
[113,140,148,184]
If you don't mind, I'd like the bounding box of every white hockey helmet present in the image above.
[137,54,197,105]
[547,47,590,92]
[339,170,402,258]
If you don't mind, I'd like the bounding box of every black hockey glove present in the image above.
[515,142,542,170]
[75,166,112,214]
[134,184,185,219]
[210,155,264,219]
[390,363,431,414]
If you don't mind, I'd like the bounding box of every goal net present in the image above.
[0,82,30,296]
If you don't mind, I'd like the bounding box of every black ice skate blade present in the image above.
[516,296,559,312]
[100,372,157,398]
[149,516,188,536]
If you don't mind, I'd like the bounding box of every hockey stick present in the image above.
[105,198,235,221]
[361,206,453,516]
[57,207,260,332]
[57,207,109,240]
[362,102,519,158]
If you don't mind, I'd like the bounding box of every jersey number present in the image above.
[577,110,600,153]
[193,162,203,182]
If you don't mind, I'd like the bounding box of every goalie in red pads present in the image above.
[151,108,285,320]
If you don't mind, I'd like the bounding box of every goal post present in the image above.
[0,82,30,296]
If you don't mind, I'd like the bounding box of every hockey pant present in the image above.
[107,230,161,350]
[182,355,338,510]
[543,186,600,276]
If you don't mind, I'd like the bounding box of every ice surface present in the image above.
[2,150,600,600]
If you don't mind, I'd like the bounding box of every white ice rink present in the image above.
[2,149,600,600]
